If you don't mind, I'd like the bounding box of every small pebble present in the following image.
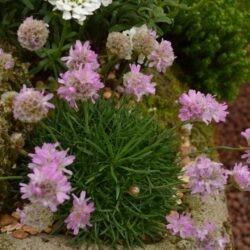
[12,229,29,239]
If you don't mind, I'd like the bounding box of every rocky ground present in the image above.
[217,83,250,250]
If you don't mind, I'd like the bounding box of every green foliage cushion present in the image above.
[171,0,250,100]
[28,99,181,247]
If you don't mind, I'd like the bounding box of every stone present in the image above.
[0,214,17,227]
[11,230,29,239]
[22,225,39,235]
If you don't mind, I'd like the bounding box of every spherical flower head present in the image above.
[17,203,54,232]
[132,28,158,64]
[0,48,15,70]
[20,165,71,212]
[148,39,175,73]
[122,64,156,102]
[178,90,228,124]
[241,128,250,146]
[106,32,132,60]
[13,85,54,123]
[10,132,25,149]
[57,64,104,108]
[1,91,18,113]
[28,142,75,175]
[231,163,250,191]
[179,90,206,122]
[17,16,49,51]
[165,211,195,239]
[65,191,95,235]
[184,156,229,200]
[204,94,228,123]
[61,40,99,70]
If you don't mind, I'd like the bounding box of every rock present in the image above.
[11,229,29,239]
[43,227,52,234]
[22,225,39,235]
[1,222,22,233]
[11,211,20,220]
[0,214,18,227]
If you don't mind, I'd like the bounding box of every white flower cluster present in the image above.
[47,0,112,24]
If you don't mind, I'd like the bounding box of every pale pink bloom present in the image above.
[57,64,104,108]
[148,39,175,73]
[65,191,95,235]
[241,128,250,145]
[123,64,156,102]
[17,203,54,232]
[195,222,229,250]
[231,163,250,191]
[0,48,15,70]
[17,16,49,51]
[178,90,228,124]
[20,166,71,212]
[165,211,195,239]
[184,156,229,200]
[13,85,54,123]
[242,150,250,165]
[28,143,75,175]
[61,40,99,70]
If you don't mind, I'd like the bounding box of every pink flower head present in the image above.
[123,64,156,102]
[57,64,104,108]
[28,143,75,175]
[20,166,71,212]
[165,211,195,239]
[231,163,250,191]
[13,85,54,123]
[148,39,175,73]
[178,90,228,124]
[65,191,95,235]
[242,150,250,164]
[0,48,15,70]
[184,156,229,200]
[241,128,250,145]
[194,222,229,250]
[61,40,99,70]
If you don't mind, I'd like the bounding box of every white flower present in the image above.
[101,0,112,6]
[47,0,112,24]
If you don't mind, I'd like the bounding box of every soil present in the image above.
[217,83,250,250]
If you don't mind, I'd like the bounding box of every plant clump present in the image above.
[27,99,182,247]
[171,0,250,99]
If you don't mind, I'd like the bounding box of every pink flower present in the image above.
[17,203,54,232]
[242,150,250,164]
[61,40,99,70]
[184,156,229,199]
[195,223,229,250]
[0,48,15,70]
[123,64,156,102]
[57,64,104,108]
[20,166,71,212]
[231,163,250,191]
[178,90,228,124]
[148,40,175,73]
[241,128,250,145]
[65,191,95,235]
[17,16,49,51]
[28,143,75,175]
[165,211,195,239]
[13,85,54,123]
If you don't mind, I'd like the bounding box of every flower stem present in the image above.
[0,176,23,181]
